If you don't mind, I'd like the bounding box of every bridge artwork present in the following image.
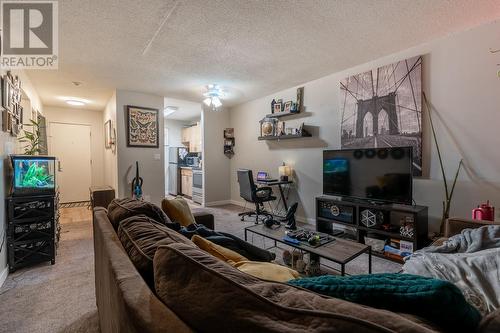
[340,55,423,176]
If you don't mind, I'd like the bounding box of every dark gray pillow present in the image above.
[117,215,194,287]
[107,198,178,230]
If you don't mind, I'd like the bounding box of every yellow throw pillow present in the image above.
[192,235,248,263]
[233,261,300,282]
[161,197,196,227]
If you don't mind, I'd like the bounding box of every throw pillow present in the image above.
[288,273,482,332]
[118,215,195,287]
[107,198,178,230]
[191,235,248,263]
[161,197,196,227]
[233,261,299,282]
[153,243,441,333]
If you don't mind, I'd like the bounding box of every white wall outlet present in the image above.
[154,153,161,160]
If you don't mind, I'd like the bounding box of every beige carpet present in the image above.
[0,204,400,333]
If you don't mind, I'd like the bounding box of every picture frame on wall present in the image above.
[104,119,113,149]
[126,105,159,148]
[2,75,14,113]
[283,101,292,113]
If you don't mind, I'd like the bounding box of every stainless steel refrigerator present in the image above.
[168,147,188,195]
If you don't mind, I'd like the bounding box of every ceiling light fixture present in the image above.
[66,99,86,106]
[203,84,224,111]
[164,106,178,117]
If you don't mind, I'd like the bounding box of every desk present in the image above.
[255,179,293,215]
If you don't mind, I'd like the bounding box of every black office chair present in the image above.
[237,169,276,223]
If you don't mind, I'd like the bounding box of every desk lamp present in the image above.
[279,162,292,181]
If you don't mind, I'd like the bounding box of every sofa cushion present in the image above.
[118,215,194,286]
[191,235,248,263]
[154,243,438,333]
[108,198,178,230]
[161,197,196,227]
[233,261,300,283]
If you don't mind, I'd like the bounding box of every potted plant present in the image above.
[18,119,45,155]
[423,92,463,236]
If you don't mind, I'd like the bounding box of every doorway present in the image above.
[49,122,92,203]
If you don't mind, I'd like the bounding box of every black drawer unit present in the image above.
[6,195,56,272]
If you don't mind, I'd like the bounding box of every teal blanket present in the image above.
[288,273,481,332]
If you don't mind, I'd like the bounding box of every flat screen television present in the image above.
[10,155,56,196]
[323,147,413,205]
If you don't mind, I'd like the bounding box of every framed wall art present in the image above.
[339,55,423,175]
[104,119,115,149]
[126,105,159,148]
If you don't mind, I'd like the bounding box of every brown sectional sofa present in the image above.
[93,207,499,332]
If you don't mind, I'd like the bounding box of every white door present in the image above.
[50,122,92,203]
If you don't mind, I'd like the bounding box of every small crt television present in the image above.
[10,155,56,196]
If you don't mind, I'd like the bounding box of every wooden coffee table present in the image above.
[245,224,371,276]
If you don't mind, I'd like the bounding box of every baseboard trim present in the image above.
[0,266,8,289]
[204,200,232,207]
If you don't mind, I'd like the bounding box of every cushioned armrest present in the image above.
[445,217,500,238]
[192,210,215,230]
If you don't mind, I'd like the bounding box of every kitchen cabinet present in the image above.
[180,168,193,198]
[181,123,202,152]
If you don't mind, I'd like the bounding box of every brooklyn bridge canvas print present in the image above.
[340,55,423,176]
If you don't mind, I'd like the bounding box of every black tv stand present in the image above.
[316,196,428,263]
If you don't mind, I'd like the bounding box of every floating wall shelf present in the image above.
[258,130,312,141]
[265,111,309,118]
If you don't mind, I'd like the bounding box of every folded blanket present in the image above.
[404,248,500,315]
[422,225,500,253]
[288,273,481,332]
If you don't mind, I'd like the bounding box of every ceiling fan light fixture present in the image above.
[211,96,222,108]
[203,84,224,110]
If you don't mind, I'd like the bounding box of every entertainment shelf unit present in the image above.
[6,194,58,272]
[315,196,428,263]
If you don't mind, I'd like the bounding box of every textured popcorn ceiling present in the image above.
[26,0,500,111]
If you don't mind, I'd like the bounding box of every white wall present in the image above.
[165,119,190,147]
[203,106,231,205]
[0,69,43,287]
[115,90,165,205]
[228,20,500,231]
[103,92,118,190]
[44,106,105,187]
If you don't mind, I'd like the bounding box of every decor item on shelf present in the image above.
[296,87,304,113]
[400,222,415,238]
[361,209,377,228]
[224,128,235,156]
[18,119,45,155]
[104,119,116,149]
[276,121,285,136]
[279,162,291,181]
[203,84,224,111]
[260,117,277,137]
[340,56,423,176]
[271,99,276,114]
[273,100,283,113]
[283,101,292,113]
[423,92,463,236]
[472,200,495,221]
[126,105,159,148]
